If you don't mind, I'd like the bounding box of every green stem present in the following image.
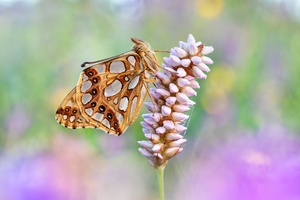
[156,166,165,200]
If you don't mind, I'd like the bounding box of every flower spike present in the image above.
[138,34,214,168]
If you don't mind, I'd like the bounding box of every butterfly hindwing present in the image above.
[76,54,148,135]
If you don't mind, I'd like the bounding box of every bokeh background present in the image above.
[1,0,300,199]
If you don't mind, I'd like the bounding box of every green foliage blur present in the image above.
[1,0,300,199]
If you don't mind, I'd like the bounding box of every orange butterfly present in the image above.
[56,38,160,136]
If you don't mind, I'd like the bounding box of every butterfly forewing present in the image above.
[55,88,96,129]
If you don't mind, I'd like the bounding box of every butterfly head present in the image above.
[131,38,159,73]
[131,38,151,53]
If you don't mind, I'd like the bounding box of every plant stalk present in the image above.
[156,166,165,200]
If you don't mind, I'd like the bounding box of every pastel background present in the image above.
[1,0,300,199]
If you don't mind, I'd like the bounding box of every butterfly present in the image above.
[55,38,160,136]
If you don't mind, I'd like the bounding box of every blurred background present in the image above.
[1,0,300,199]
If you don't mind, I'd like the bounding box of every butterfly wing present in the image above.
[76,53,148,135]
[55,87,96,129]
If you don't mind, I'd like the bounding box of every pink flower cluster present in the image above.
[138,34,214,168]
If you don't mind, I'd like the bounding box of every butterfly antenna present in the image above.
[153,49,170,53]
[81,50,133,68]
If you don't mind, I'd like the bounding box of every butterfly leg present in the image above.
[142,81,158,116]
